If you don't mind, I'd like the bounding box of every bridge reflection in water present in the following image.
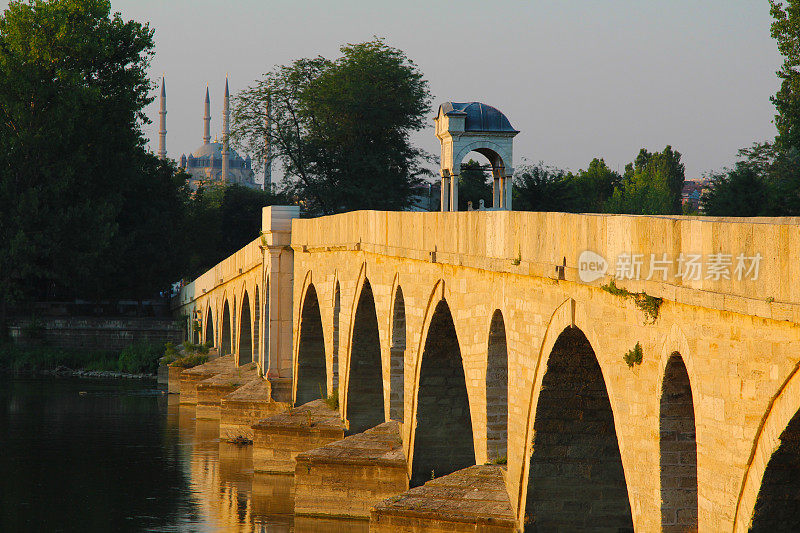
[169,395,368,532]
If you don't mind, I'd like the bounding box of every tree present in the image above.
[701,164,771,216]
[721,142,800,216]
[0,0,155,321]
[513,162,574,212]
[182,184,289,280]
[90,156,192,300]
[605,147,684,215]
[457,160,492,210]
[569,158,621,213]
[770,0,800,151]
[231,38,432,215]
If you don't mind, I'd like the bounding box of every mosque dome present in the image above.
[169,78,259,190]
[438,102,518,133]
[191,141,245,161]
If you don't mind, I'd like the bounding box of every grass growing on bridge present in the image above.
[623,342,644,368]
[318,383,339,411]
[601,279,663,323]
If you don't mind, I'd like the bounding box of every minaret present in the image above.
[203,86,211,145]
[158,76,167,160]
[263,95,272,190]
[221,77,230,183]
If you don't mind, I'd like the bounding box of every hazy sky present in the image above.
[5,0,783,180]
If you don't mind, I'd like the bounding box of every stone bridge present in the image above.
[175,207,800,532]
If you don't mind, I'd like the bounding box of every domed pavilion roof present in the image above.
[438,102,518,133]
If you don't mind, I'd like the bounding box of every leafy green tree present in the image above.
[231,38,432,215]
[705,4,800,218]
[726,142,800,216]
[91,157,192,300]
[569,158,621,212]
[182,184,288,279]
[457,160,492,210]
[701,164,771,216]
[513,162,574,212]
[770,0,800,151]
[605,147,684,215]
[0,0,155,324]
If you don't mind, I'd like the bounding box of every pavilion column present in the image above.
[505,173,513,211]
[450,174,459,212]
[440,175,450,211]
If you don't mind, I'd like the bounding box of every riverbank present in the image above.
[34,367,157,380]
[0,341,163,376]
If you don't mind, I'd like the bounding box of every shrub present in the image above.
[170,354,209,368]
[118,342,163,374]
[623,342,644,368]
[323,386,339,411]
[0,343,117,373]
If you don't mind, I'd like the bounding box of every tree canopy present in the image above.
[0,0,194,320]
[231,38,432,215]
[512,151,683,215]
[701,3,800,217]
[605,147,684,215]
[182,184,289,280]
[770,0,800,151]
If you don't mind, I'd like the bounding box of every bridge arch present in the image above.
[486,309,508,462]
[734,361,800,531]
[523,324,632,531]
[516,299,632,530]
[294,278,326,406]
[332,278,341,390]
[656,327,698,531]
[659,352,698,531]
[408,282,475,487]
[238,289,253,366]
[220,296,232,356]
[344,276,384,434]
[204,306,214,346]
[389,282,406,421]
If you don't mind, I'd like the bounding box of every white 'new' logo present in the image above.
[578,250,608,283]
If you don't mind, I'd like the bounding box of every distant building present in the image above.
[681,179,712,213]
[158,77,259,190]
[409,182,440,211]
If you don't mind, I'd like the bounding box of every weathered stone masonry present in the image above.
[177,208,800,531]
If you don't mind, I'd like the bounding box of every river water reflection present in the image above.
[0,377,368,532]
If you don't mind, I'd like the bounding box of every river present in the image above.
[0,376,368,532]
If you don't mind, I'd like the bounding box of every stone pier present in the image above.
[220,379,289,441]
[251,472,295,520]
[294,420,407,520]
[165,364,184,394]
[252,399,344,474]
[370,465,516,533]
[178,355,235,405]
[196,362,258,420]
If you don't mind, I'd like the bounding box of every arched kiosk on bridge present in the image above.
[435,102,519,211]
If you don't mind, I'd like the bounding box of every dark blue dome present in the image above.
[439,102,518,133]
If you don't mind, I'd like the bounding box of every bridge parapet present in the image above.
[291,210,800,322]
